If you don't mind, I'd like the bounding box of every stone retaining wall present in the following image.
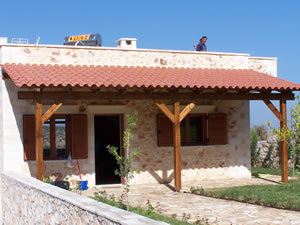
[256,140,280,168]
[1,171,168,225]
[255,140,293,168]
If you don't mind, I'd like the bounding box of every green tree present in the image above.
[250,128,260,167]
[107,111,141,211]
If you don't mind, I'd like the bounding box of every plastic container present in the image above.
[79,180,88,190]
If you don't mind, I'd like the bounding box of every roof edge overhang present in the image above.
[2,63,300,94]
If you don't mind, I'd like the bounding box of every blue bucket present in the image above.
[79,180,88,190]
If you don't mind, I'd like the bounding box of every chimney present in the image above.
[0,37,8,44]
[116,38,137,49]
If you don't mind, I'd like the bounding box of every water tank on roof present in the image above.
[64,33,102,47]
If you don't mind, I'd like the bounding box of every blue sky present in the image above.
[1,0,300,127]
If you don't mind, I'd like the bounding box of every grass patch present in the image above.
[251,167,296,177]
[191,180,300,211]
[91,195,208,225]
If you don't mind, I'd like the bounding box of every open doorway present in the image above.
[94,115,123,185]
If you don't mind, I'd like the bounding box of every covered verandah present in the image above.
[2,63,300,191]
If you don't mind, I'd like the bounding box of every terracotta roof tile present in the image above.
[1,63,300,91]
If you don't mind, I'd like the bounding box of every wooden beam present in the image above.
[263,100,282,121]
[173,101,181,191]
[280,99,288,183]
[35,101,44,180]
[180,103,195,122]
[18,91,295,101]
[156,103,174,123]
[42,103,63,124]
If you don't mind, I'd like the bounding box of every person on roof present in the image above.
[194,36,208,51]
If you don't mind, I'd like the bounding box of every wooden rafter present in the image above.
[180,103,195,122]
[18,91,295,101]
[263,100,282,121]
[156,103,174,123]
[42,103,63,124]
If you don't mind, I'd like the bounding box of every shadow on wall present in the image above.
[128,99,251,184]
[134,146,251,184]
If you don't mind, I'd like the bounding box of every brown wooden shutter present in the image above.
[23,115,36,160]
[157,114,173,146]
[208,113,227,145]
[71,114,88,159]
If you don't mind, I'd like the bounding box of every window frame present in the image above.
[181,113,207,146]
[43,114,70,160]
[157,113,227,147]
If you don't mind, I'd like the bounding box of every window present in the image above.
[43,115,68,160]
[23,114,88,161]
[157,113,227,146]
[181,114,206,145]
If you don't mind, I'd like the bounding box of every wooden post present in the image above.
[35,100,63,180]
[280,99,288,183]
[35,101,43,180]
[263,99,289,183]
[156,102,194,191]
[173,101,181,191]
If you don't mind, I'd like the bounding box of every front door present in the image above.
[94,115,122,185]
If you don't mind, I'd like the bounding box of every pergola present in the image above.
[2,63,300,191]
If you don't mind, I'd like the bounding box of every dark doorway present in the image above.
[94,115,122,185]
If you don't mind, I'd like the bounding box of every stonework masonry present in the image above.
[1,171,168,225]
[0,44,277,76]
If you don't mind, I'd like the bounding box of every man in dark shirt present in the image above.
[194,36,208,51]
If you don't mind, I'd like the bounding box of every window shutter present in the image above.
[71,114,88,159]
[208,113,227,145]
[157,115,173,146]
[23,115,36,160]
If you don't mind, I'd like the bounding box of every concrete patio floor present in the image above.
[83,176,300,225]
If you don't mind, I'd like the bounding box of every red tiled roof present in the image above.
[1,63,300,91]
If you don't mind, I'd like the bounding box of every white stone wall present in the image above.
[0,45,276,75]
[249,57,277,77]
[1,171,167,225]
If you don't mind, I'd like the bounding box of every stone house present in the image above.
[0,37,299,193]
